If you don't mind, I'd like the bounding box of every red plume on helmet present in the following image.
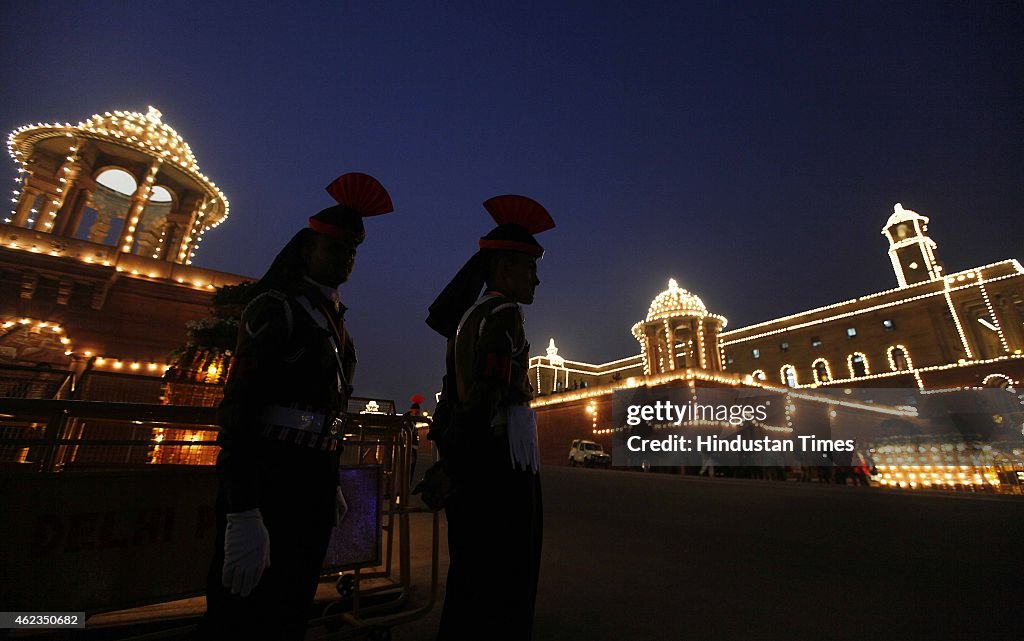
[478,195,555,257]
[409,394,425,416]
[483,195,554,234]
[325,173,394,216]
[310,172,393,243]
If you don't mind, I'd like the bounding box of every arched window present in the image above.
[95,168,138,195]
[752,369,766,382]
[887,345,911,371]
[149,185,174,203]
[848,353,869,378]
[781,365,797,387]
[982,374,1015,390]
[812,358,832,384]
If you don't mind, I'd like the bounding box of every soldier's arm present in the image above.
[462,304,522,427]
[342,331,356,395]
[216,292,290,513]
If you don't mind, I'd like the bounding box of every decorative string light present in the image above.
[980,373,1016,389]
[886,345,913,372]
[697,321,707,369]
[811,357,833,384]
[977,280,1010,353]
[846,352,870,378]
[720,260,1022,345]
[87,355,170,373]
[779,364,797,387]
[1,317,72,356]
[941,275,973,359]
[663,319,675,370]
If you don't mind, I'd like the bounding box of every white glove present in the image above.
[335,486,349,526]
[222,508,271,597]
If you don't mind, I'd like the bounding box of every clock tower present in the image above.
[882,203,943,287]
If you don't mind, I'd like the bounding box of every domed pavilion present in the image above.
[2,106,246,378]
[631,278,728,375]
[6,106,228,265]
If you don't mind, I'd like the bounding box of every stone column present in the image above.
[33,195,60,231]
[644,325,658,375]
[11,187,39,227]
[58,187,93,238]
[706,321,721,371]
[39,143,84,233]
[136,216,166,258]
[174,195,206,264]
[53,177,84,234]
[55,140,96,237]
[692,317,708,366]
[115,160,162,255]
[156,222,177,261]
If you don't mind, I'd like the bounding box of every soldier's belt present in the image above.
[262,405,345,437]
[261,405,346,451]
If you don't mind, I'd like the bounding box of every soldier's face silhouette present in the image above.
[304,233,358,287]
[493,252,540,305]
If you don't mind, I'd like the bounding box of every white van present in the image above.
[568,439,611,467]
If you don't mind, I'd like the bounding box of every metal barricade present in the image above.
[315,412,440,640]
[0,398,439,639]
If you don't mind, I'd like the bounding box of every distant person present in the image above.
[422,195,554,640]
[699,451,718,477]
[405,394,425,478]
[198,173,394,640]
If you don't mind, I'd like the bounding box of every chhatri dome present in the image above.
[632,279,727,375]
[645,278,708,321]
[6,106,228,266]
[883,202,928,229]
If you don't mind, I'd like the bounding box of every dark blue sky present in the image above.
[2,1,1022,406]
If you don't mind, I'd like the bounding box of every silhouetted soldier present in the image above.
[423,195,554,640]
[198,173,394,640]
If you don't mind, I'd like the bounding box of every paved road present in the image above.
[392,466,1022,641]
[53,467,1022,640]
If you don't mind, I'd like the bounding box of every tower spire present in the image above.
[882,203,942,287]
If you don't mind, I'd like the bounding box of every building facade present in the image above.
[528,205,1024,490]
[530,204,1024,396]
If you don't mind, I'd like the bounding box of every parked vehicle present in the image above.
[568,439,611,467]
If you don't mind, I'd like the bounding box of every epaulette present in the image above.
[243,289,294,340]
[479,299,521,339]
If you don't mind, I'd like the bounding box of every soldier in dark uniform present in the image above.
[198,173,394,640]
[424,195,554,641]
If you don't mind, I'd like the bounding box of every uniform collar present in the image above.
[302,276,345,313]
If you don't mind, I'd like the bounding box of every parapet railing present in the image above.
[0,398,219,472]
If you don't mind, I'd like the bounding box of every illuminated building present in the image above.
[531,204,1023,395]
[724,204,1023,391]
[1,107,248,399]
[529,205,1024,490]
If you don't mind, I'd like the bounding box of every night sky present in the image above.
[2,1,1022,407]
